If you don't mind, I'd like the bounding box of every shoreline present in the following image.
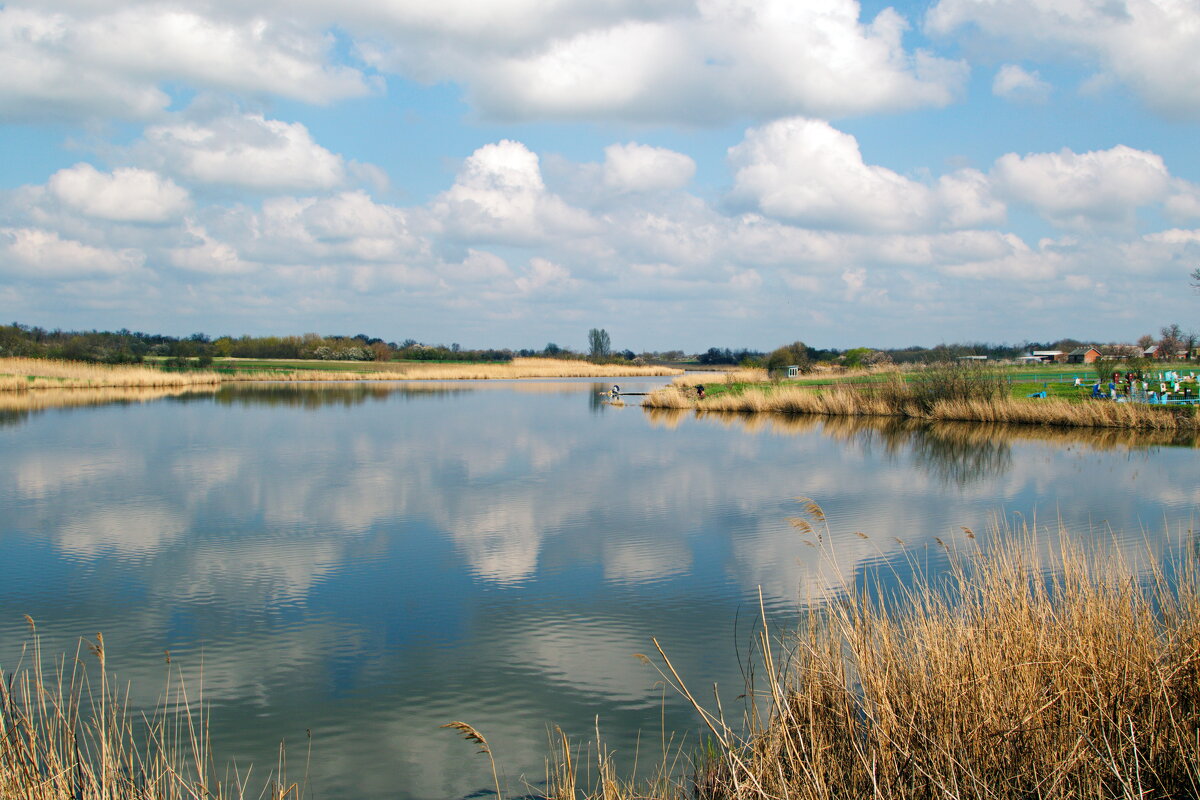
[641,382,1199,431]
[0,356,682,392]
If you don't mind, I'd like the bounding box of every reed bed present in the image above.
[0,386,217,415]
[219,358,681,382]
[672,369,769,387]
[643,382,1198,431]
[0,619,294,800]
[540,522,1200,800]
[0,357,680,393]
[0,358,222,391]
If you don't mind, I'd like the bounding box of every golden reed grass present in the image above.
[0,385,217,414]
[1,357,680,393]
[1,618,298,800]
[643,384,1198,431]
[534,521,1200,800]
[214,358,680,382]
[672,369,769,387]
[0,358,222,391]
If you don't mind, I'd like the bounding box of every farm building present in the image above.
[1067,347,1101,364]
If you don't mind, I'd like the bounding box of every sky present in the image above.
[1,0,1198,352]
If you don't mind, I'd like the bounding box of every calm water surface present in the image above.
[1,379,1197,799]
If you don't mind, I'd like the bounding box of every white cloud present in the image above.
[0,5,372,122]
[514,257,577,294]
[433,140,595,245]
[49,163,190,222]
[136,114,348,191]
[603,143,695,193]
[363,0,966,122]
[168,222,256,275]
[440,250,513,284]
[727,117,1004,232]
[0,227,143,278]
[927,0,1200,118]
[992,64,1051,103]
[991,145,1171,227]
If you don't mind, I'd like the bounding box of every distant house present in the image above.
[1031,350,1066,363]
[957,355,988,361]
[787,365,800,378]
[1016,354,1044,364]
[1067,347,1101,364]
[1100,345,1141,361]
[1143,345,1170,360]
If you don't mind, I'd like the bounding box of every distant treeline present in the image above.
[0,323,516,364]
[2,321,1186,368]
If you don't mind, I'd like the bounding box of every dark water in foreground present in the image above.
[0,379,1196,799]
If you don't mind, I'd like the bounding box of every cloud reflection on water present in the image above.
[0,382,1195,800]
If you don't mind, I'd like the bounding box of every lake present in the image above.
[1,378,1196,798]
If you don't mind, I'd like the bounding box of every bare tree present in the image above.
[588,328,611,360]
[1160,323,1184,355]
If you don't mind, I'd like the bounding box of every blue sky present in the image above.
[1,0,1198,352]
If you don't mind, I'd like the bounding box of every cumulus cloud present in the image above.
[362,0,966,122]
[48,163,190,222]
[168,222,256,275]
[0,5,372,122]
[603,143,695,193]
[135,114,348,191]
[0,227,143,278]
[992,64,1051,103]
[514,257,577,295]
[727,117,1004,232]
[991,145,1171,227]
[433,140,595,245]
[927,0,1200,118]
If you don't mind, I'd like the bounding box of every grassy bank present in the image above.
[541,522,1200,800]
[0,357,681,392]
[644,371,1198,431]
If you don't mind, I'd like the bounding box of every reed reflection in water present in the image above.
[0,381,1195,800]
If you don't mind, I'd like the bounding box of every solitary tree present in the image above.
[588,328,611,360]
[1160,323,1184,356]
[765,341,811,375]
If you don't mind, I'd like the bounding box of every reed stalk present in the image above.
[538,521,1200,800]
[0,618,291,800]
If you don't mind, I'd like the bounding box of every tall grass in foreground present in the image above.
[538,522,1200,800]
[0,619,295,800]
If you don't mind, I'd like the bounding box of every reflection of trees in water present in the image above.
[589,382,607,413]
[830,417,1195,486]
[820,417,1013,485]
[0,409,28,428]
[0,386,217,427]
[910,426,1014,486]
[653,409,1196,487]
[211,382,474,409]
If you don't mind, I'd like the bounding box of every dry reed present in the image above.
[0,358,222,391]
[539,521,1200,800]
[672,369,769,387]
[642,383,1198,431]
[0,385,217,414]
[215,358,681,382]
[1,357,680,394]
[0,618,296,800]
